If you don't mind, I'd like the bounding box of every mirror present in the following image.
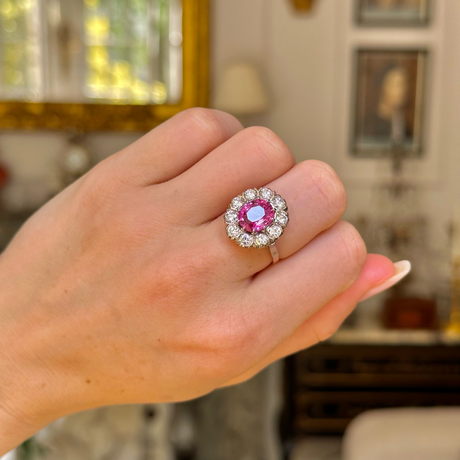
[0,0,208,130]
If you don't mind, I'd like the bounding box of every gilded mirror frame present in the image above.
[0,0,209,132]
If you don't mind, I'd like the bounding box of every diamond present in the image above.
[253,233,270,248]
[237,232,254,248]
[266,224,283,241]
[259,187,274,200]
[230,196,245,211]
[271,195,287,211]
[238,199,275,232]
[225,210,238,224]
[275,211,289,228]
[243,189,258,201]
[226,224,242,240]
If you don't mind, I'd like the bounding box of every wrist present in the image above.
[0,267,78,454]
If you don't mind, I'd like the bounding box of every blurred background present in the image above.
[1,0,460,459]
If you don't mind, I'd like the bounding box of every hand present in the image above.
[0,109,396,452]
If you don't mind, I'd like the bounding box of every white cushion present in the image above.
[343,407,460,460]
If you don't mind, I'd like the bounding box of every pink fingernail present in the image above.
[359,260,411,302]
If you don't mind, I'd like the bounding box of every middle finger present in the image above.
[159,126,296,225]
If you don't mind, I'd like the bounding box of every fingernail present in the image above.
[359,260,411,302]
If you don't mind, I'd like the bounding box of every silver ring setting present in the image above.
[224,187,289,259]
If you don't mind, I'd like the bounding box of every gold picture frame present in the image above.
[0,0,209,132]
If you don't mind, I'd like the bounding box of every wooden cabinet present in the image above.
[281,342,460,442]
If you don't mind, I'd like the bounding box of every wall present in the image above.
[212,0,460,288]
[212,0,459,192]
[2,1,458,234]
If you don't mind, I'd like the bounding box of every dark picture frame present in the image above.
[352,49,428,158]
[356,0,430,27]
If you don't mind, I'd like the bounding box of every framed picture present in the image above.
[357,0,430,27]
[352,49,428,158]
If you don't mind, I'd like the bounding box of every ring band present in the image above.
[269,244,280,264]
[224,187,289,264]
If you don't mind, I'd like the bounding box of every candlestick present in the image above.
[445,205,460,336]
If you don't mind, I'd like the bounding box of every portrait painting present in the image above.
[352,50,427,157]
[357,0,430,26]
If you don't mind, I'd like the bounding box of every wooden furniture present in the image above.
[280,330,460,458]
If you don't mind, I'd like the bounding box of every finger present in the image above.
[249,221,367,336]
[162,126,296,224]
[110,108,243,186]
[220,254,395,387]
[205,160,347,277]
[226,221,366,370]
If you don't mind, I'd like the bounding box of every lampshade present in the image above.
[214,62,269,115]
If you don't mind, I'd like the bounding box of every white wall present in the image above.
[1,0,459,273]
[265,0,337,165]
[211,0,338,164]
[213,0,459,281]
[212,0,459,184]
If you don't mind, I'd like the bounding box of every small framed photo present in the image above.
[357,0,430,27]
[352,49,428,158]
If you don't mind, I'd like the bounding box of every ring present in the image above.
[224,187,289,264]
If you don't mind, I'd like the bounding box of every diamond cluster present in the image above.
[225,187,289,248]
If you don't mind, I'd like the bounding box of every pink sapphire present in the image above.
[238,199,275,233]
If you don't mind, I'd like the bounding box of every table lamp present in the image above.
[214,62,269,120]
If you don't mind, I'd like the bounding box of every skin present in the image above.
[0,109,396,453]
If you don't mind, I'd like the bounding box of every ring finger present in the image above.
[207,159,348,277]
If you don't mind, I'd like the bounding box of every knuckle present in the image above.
[200,313,259,378]
[220,313,259,355]
[74,165,120,212]
[187,296,260,374]
[311,322,339,344]
[244,126,295,170]
[302,160,347,218]
[205,323,248,360]
[181,107,231,141]
[146,241,236,316]
[143,251,261,380]
[335,221,367,277]
[151,251,213,303]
